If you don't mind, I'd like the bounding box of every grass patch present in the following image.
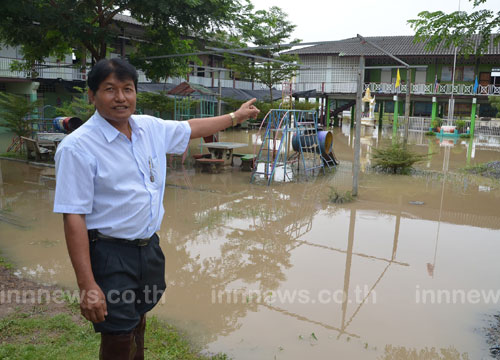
[0,250,13,270]
[462,163,489,175]
[0,256,228,359]
[0,312,227,360]
[459,133,471,138]
[371,143,428,174]
[0,313,99,360]
[0,152,26,161]
[425,131,436,136]
[329,187,355,204]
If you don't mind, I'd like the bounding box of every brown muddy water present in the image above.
[1,126,500,359]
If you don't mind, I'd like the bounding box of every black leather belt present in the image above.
[88,229,153,247]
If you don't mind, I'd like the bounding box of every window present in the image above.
[441,66,453,82]
[441,66,475,82]
[463,66,474,82]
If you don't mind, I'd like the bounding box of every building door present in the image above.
[381,69,391,83]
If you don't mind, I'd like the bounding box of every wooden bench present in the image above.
[195,158,225,173]
[240,154,256,171]
[192,153,211,160]
[21,136,53,161]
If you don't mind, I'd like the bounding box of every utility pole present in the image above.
[352,55,365,196]
[217,70,222,116]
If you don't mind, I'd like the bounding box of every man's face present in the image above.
[88,73,136,124]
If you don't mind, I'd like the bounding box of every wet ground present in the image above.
[1,126,500,359]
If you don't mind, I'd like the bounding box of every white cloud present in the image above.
[249,0,498,42]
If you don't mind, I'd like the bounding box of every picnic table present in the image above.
[200,142,247,166]
[36,133,66,150]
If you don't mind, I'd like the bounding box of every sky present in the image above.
[249,0,498,43]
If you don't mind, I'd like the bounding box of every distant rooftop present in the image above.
[289,35,500,57]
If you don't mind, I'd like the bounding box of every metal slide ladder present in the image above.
[251,109,291,185]
[251,109,327,185]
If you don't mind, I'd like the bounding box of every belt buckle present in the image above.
[137,239,149,247]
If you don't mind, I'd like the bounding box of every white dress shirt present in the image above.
[53,111,191,239]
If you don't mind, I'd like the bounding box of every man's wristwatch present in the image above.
[229,112,237,127]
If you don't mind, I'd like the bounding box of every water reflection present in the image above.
[0,127,500,359]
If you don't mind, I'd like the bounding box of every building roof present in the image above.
[289,35,500,57]
[168,82,217,96]
[212,87,281,102]
[113,13,143,26]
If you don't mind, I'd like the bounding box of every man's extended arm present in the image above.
[188,98,260,139]
[63,213,107,323]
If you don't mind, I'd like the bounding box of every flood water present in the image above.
[1,126,500,359]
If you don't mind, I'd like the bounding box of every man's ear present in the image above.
[88,89,95,104]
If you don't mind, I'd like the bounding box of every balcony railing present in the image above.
[281,80,500,97]
[0,57,270,92]
[364,82,500,96]
[0,57,86,81]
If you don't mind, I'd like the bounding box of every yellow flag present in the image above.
[395,69,401,88]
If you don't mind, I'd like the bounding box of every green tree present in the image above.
[224,6,300,106]
[0,0,243,79]
[408,0,500,55]
[55,87,95,122]
[489,96,500,116]
[0,93,40,145]
[136,91,175,118]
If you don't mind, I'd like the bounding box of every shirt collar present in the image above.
[93,110,143,143]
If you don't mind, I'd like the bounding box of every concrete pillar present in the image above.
[326,97,331,128]
[470,98,477,137]
[431,96,437,125]
[30,82,40,130]
[378,101,384,128]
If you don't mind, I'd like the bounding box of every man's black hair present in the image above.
[87,58,138,93]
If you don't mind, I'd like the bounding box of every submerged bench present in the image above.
[21,136,53,161]
[195,158,225,173]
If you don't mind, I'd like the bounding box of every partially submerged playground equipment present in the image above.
[251,108,338,185]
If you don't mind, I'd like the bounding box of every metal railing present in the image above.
[392,116,500,136]
[365,82,500,96]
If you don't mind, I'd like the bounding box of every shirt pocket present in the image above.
[148,155,161,187]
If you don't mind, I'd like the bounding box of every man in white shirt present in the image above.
[54,58,259,359]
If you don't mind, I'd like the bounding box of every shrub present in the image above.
[0,92,40,147]
[329,187,355,204]
[371,142,427,174]
[425,131,436,136]
[431,117,442,129]
[55,87,95,122]
[455,119,466,133]
[459,133,471,138]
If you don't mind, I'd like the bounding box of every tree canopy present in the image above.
[222,6,300,105]
[408,0,500,55]
[0,0,244,79]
